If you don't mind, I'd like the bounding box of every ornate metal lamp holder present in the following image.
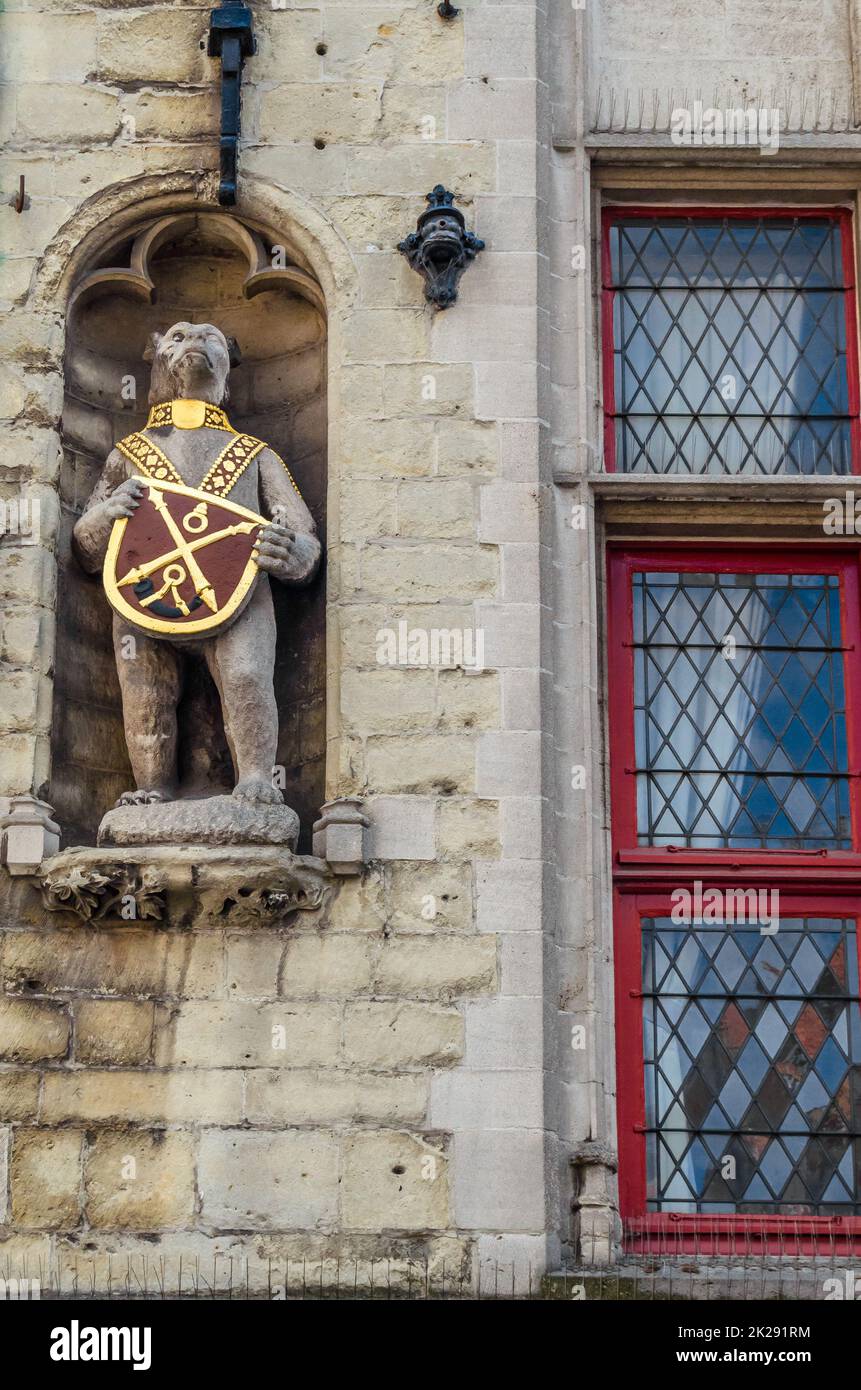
[398,186,484,309]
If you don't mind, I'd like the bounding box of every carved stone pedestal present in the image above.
[97,795,300,851]
[39,843,333,928]
[570,1142,620,1267]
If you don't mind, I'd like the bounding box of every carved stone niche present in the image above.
[55,210,328,854]
[39,845,335,929]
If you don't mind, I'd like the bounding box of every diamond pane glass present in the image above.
[642,915,861,1214]
[633,570,850,849]
[608,217,855,474]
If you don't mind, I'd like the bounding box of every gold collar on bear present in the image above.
[146,400,234,432]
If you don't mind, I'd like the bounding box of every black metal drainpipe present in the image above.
[208,3,256,207]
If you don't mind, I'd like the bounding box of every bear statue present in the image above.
[72,321,321,814]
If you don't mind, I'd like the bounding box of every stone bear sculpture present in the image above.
[72,321,321,809]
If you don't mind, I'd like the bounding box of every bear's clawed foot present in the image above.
[232,776,283,805]
[115,788,173,808]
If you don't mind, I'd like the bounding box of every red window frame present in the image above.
[608,545,861,1252]
[615,888,861,1255]
[601,205,861,476]
[607,544,861,877]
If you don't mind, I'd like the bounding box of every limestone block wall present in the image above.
[593,0,857,128]
[0,870,500,1286]
[0,0,552,1288]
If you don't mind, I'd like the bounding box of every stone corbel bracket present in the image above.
[41,864,166,923]
[312,797,370,875]
[398,186,484,309]
[38,845,335,929]
[1,795,61,876]
[68,212,325,317]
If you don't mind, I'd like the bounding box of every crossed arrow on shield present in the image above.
[117,489,263,613]
[104,477,269,637]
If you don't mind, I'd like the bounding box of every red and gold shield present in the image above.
[103,478,266,639]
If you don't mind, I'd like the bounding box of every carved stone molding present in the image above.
[1,795,61,877]
[68,212,326,316]
[38,845,335,928]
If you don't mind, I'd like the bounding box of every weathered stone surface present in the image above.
[365,734,474,795]
[365,796,435,862]
[344,1001,464,1068]
[154,1001,342,1068]
[75,1000,155,1065]
[245,1069,428,1126]
[0,998,69,1063]
[341,1131,449,1231]
[0,1070,40,1122]
[95,10,209,84]
[3,929,171,996]
[41,1070,244,1127]
[85,1131,195,1230]
[280,936,374,998]
[436,797,500,858]
[11,1129,82,1230]
[198,1130,339,1229]
[98,796,300,850]
[387,861,473,933]
[375,936,497,999]
[226,936,284,999]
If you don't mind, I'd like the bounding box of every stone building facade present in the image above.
[1,0,861,1296]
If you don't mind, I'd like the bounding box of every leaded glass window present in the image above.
[642,916,861,1214]
[610,545,861,1243]
[632,570,850,849]
[605,213,858,475]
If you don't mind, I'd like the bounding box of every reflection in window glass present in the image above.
[642,916,861,1214]
[608,217,855,474]
[632,570,850,849]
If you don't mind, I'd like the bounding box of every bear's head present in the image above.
[145,322,242,406]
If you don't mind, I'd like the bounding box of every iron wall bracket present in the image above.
[398,186,484,309]
[208,2,256,207]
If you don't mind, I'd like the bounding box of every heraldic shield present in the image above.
[103,477,267,639]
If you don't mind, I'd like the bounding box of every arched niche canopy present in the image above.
[68,211,327,318]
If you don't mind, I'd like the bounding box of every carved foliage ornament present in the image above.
[38,848,334,927]
[41,867,166,923]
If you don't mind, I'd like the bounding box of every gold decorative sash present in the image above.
[116,431,308,502]
[115,433,183,486]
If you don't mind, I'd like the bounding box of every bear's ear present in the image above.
[143,331,163,364]
[226,335,242,369]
